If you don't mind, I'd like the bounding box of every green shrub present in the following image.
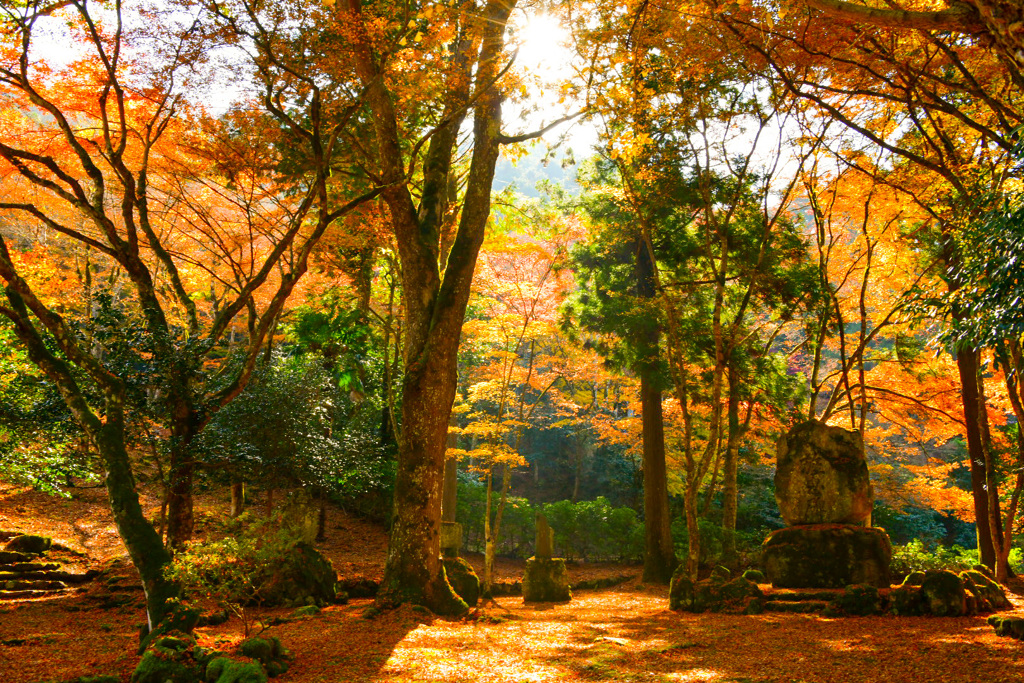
[890,539,979,580]
[455,482,643,561]
[166,514,305,635]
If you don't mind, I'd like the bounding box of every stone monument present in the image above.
[522,513,571,602]
[761,420,891,588]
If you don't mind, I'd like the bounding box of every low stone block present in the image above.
[522,557,570,602]
[762,524,891,588]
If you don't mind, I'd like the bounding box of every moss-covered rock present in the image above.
[672,575,762,614]
[827,584,881,616]
[132,630,202,683]
[443,557,480,607]
[960,570,1011,610]
[989,615,1024,640]
[775,420,873,526]
[138,599,201,654]
[260,542,336,607]
[741,569,765,583]
[4,534,51,554]
[762,524,891,588]
[709,566,731,583]
[205,657,268,683]
[920,570,966,617]
[669,568,695,611]
[972,564,995,580]
[238,636,291,678]
[903,571,926,587]
[888,584,923,616]
[522,557,571,602]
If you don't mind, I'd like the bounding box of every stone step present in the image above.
[767,590,840,602]
[764,600,829,613]
[0,562,61,573]
[0,551,36,564]
[0,588,67,599]
[0,579,67,591]
[0,569,96,583]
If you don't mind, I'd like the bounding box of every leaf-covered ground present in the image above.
[1,481,1022,683]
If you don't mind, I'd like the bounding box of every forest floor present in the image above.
[1,480,1023,683]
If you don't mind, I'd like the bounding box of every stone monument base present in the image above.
[762,524,892,588]
[523,557,571,602]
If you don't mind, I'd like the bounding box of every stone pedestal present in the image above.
[523,557,571,602]
[441,522,463,559]
[523,513,570,602]
[762,524,892,588]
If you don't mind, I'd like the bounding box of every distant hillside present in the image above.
[493,144,580,197]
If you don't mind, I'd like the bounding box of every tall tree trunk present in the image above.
[721,365,742,569]
[956,349,997,568]
[378,349,465,612]
[347,0,516,614]
[230,481,245,518]
[636,236,676,583]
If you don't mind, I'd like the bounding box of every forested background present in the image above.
[1,0,1023,622]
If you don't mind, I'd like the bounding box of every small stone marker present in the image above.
[535,513,553,559]
[440,522,463,558]
[523,513,570,603]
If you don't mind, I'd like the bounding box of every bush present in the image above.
[890,539,979,580]
[455,481,643,561]
[167,514,332,635]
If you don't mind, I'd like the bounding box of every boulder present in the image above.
[443,557,480,607]
[920,570,967,617]
[239,637,291,678]
[670,572,763,614]
[205,658,268,683]
[762,524,891,588]
[709,566,731,583]
[775,420,873,526]
[260,542,336,607]
[669,569,695,611]
[132,630,202,683]
[888,584,923,616]
[741,569,765,583]
[960,569,1012,610]
[827,584,882,616]
[4,535,52,554]
[522,557,571,602]
[138,599,201,655]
